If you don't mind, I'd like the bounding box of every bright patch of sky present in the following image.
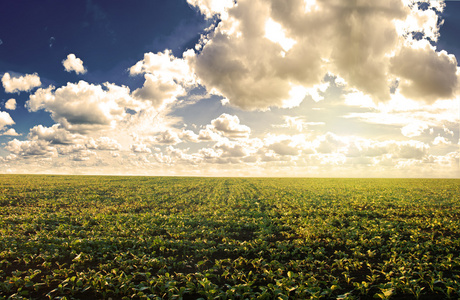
[0,0,458,177]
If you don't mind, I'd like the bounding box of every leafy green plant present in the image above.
[0,176,459,299]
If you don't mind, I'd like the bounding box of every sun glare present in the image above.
[282,84,309,108]
[264,18,297,52]
[304,0,319,13]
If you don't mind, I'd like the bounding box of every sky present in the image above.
[0,0,459,177]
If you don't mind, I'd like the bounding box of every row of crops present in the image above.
[0,175,459,299]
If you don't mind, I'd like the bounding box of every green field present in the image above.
[0,175,459,299]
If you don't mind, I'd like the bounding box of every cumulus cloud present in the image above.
[268,139,299,156]
[280,116,307,132]
[315,132,347,154]
[62,54,87,75]
[130,143,151,153]
[275,116,324,132]
[15,123,123,162]
[214,141,248,158]
[5,139,56,157]
[2,72,41,93]
[57,144,86,155]
[343,90,459,142]
[152,129,181,145]
[1,128,20,136]
[390,44,458,103]
[180,129,200,142]
[72,149,96,161]
[186,0,456,110]
[0,111,15,131]
[1,0,458,178]
[394,1,444,42]
[432,135,451,146]
[261,134,311,158]
[29,124,84,144]
[132,74,185,108]
[344,91,376,108]
[211,113,251,138]
[173,137,264,164]
[401,121,430,138]
[26,81,141,133]
[129,50,194,83]
[197,127,223,142]
[187,0,235,19]
[345,138,429,160]
[86,137,121,150]
[5,98,16,110]
[305,82,330,103]
[346,140,387,158]
[130,50,195,108]
[393,140,429,159]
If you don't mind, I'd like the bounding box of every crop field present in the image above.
[0,175,459,299]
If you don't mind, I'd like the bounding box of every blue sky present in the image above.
[0,0,459,177]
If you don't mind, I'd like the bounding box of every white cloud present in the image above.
[268,139,300,156]
[133,74,185,108]
[178,124,235,144]
[2,124,455,177]
[62,54,87,75]
[401,121,429,138]
[344,92,460,138]
[5,139,56,157]
[0,111,14,131]
[187,0,456,110]
[211,113,251,139]
[395,1,444,43]
[27,81,141,133]
[433,135,451,146]
[129,50,195,84]
[274,116,324,132]
[130,143,151,153]
[281,116,306,132]
[198,147,221,160]
[152,129,181,145]
[177,137,264,164]
[390,44,458,103]
[12,123,124,163]
[257,134,314,162]
[57,144,86,155]
[344,91,376,108]
[198,127,223,142]
[72,150,96,161]
[89,137,122,150]
[265,18,297,52]
[180,129,200,142]
[186,0,235,19]
[129,50,196,109]
[1,0,458,178]
[305,81,330,103]
[345,138,429,160]
[2,72,41,93]
[29,124,84,144]
[314,132,347,154]
[393,140,428,159]
[5,98,16,110]
[189,0,317,110]
[443,125,455,137]
[282,84,309,108]
[165,146,200,163]
[214,141,248,158]
[1,128,20,136]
